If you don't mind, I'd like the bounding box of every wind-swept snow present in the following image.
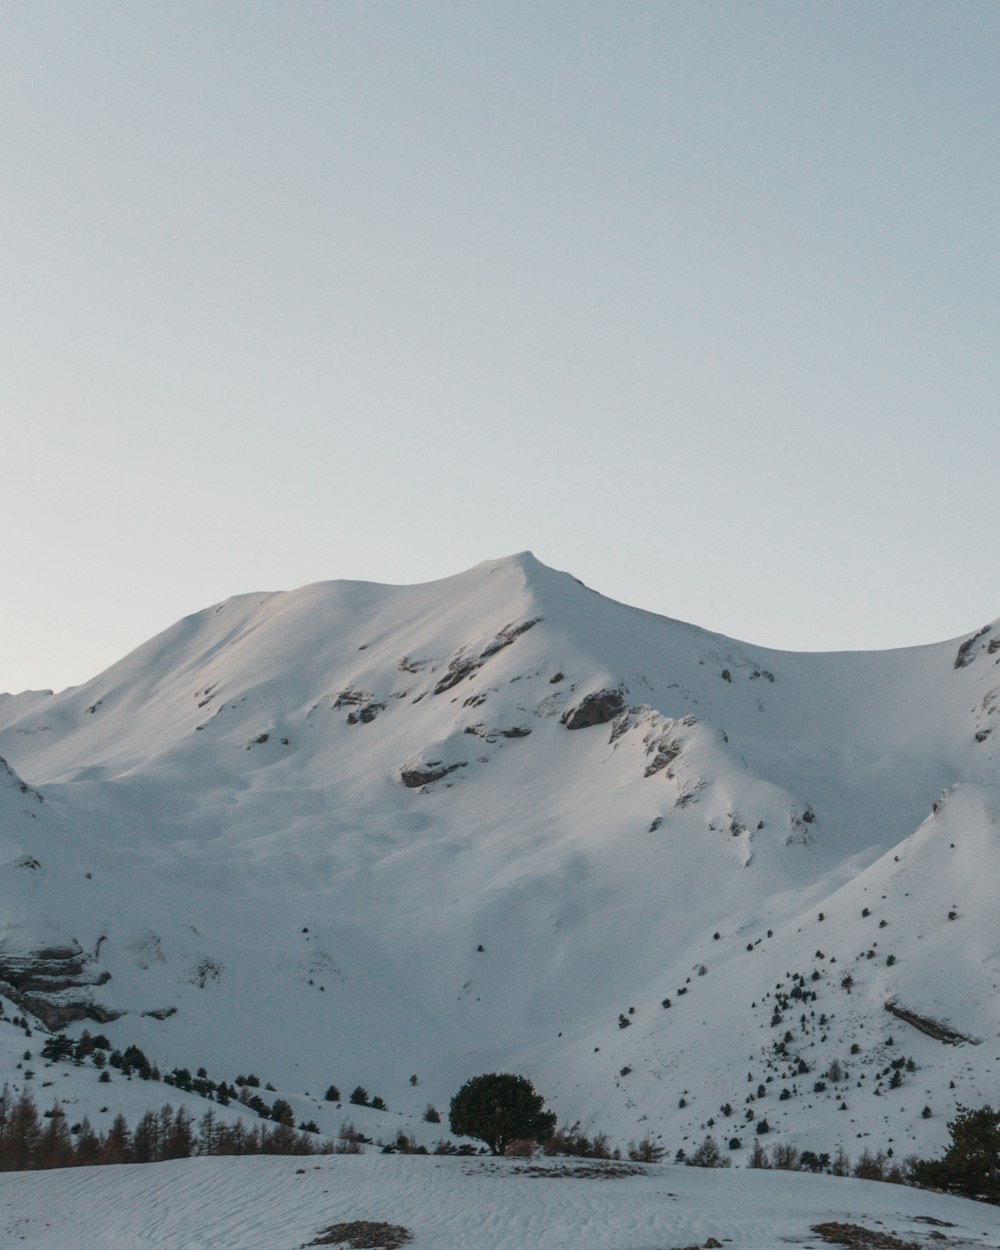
[3,1153,1000,1250]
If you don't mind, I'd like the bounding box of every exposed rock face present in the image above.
[954,625,993,669]
[434,657,479,695]
[479,618,541,658]
[347,702,386,724]
[644,735,682,778]
[561,688,625,730]
[334,689,373,708]
[0,940,117,1029]
[1,756,43,802]
[464,724,532,742]
[884,998,980,1046]
[433,619,543,695]
[400,762,466,788]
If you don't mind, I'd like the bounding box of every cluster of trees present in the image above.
[679,1105,1000,1205]
[0,1072,536,1173]
[447,1075,1000,1210]
[0,1086,331,1172]
[41,1030,395,1127]
[27,1041,1000,1207]
[347,1085,388,1110]
[42,1032,295,1115]
[444,1074,662,1163]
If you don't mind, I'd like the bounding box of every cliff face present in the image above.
[0,939,114,1030]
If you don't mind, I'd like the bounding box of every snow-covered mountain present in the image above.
[1,551,998,1162]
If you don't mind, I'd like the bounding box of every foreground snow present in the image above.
[1,1150,1000,1250]
[2,1152,1000,1250]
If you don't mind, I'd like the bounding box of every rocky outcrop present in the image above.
[954,625,993,669]
[434,619,543,695]
[644,735,682,778]
[464,724,532,742]
[480,618,541,658]
[347,702,386,725]
[334,689,374,708]
[400,761,466,788]
[561,688,625,731]
[883,998,980,1045]
[0,940,117,1029]
[434,656,479,695]
[1,756,43,803]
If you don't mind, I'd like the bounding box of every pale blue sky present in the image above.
[3,1,998,693]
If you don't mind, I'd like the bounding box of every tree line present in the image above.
[0,1086,328,1172]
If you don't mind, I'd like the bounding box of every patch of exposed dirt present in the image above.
[304,1220,411,1248]
[811,1223,921,1250]
[512,1161,646,1179]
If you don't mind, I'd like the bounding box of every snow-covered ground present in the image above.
[3,1152,1000,1250]
[0,552,998,1161]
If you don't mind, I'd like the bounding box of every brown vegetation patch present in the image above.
[304,1221,412,1249]
[811,1222,921,1250]
[513,1161,645,1179]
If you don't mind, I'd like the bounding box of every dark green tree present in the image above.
[449,1073,556,1155]
[911,1105,1000,1203]
[270,1098,295,1126]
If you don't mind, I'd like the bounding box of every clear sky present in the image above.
[2,1,998,694]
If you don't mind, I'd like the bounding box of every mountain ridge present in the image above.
[0,552,998,1162]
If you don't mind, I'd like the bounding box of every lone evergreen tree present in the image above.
[449,1073,556,1155]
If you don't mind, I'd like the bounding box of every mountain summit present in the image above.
[0,554,998,1159]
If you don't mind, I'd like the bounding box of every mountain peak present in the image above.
[0,557,998,1158]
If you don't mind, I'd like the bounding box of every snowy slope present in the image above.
[0,552,998,1161]
[3,1152,1000,1250]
